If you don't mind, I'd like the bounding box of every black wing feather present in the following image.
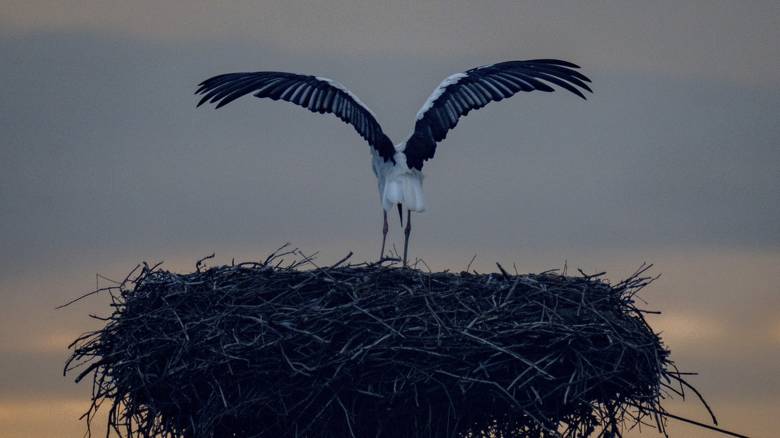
[196,72,395,162]
[405,59,592,170]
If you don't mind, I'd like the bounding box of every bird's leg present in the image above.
[403,210,412,267]
[380,210,388,260]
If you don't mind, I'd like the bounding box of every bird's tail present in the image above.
[384,173,426,213]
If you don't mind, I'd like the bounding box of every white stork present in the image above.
[196,59,591,265]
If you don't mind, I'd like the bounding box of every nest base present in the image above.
[66,252,692,438]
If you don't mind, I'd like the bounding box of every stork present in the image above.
[196,59,591,265]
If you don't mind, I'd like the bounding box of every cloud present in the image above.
[3,332,81,354]
[0,1,778,86]
[1,32,778,277]
[771,320,780,344]
[622,397,780,438]
[653,312,727,348]
[0,398,101,438]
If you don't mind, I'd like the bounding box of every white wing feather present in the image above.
[415,73,468,121]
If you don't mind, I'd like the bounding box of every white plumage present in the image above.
[373,149,426,213]
[316,76,378,118]
[415,73,467,121]
[196,59,591,265]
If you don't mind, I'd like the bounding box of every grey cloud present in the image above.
[1,33,778,277]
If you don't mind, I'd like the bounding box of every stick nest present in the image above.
[65,250,694,438]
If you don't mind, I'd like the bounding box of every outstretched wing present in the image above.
[405,59,592,170]
[196,72,396,162]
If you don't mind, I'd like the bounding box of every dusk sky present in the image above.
[0,1,778,436]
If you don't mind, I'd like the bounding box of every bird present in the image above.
[195,59,591,266]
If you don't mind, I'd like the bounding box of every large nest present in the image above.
[65,249,703,438]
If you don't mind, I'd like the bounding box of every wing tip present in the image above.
[196,95,211,108]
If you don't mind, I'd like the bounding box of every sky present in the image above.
[0,1,778,437]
